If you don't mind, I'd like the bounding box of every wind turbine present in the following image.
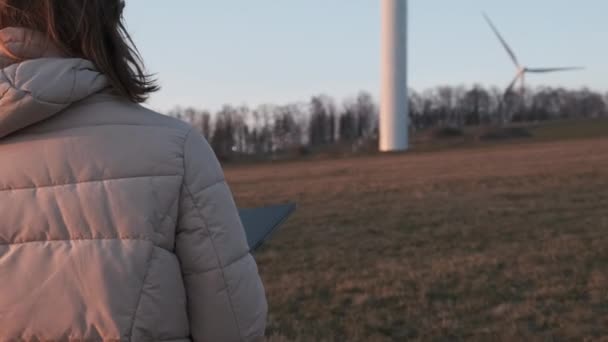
[483,12,584,96]
[380,0,408,152]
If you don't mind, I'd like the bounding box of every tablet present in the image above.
[238,203,296,252]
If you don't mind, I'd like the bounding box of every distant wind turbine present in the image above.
[483,12,584,96]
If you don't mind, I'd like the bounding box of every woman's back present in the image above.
[0,4,266,342]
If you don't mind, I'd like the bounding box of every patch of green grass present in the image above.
[530,118,608,141]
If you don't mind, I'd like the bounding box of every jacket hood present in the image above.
[0,27,109,138]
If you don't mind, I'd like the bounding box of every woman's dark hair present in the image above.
[0,0,158,103]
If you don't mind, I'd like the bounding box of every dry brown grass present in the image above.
[225,136,608,341]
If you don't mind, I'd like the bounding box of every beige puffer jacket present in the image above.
[0,27,267,341]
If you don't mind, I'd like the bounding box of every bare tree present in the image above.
[199,110,212,140]
[460,85,491,126]
[273,105,302,151]
[355,91,377,138]
[184,107,197,126]
[309,95,337,146]
[211,105,238,160]
[251,104,275,154]
[339,99,358,142]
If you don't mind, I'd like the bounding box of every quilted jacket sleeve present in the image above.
[176,129,267,342]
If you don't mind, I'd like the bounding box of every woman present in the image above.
[0,0,267,341]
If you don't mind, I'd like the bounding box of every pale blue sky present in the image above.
[124,0,607,112]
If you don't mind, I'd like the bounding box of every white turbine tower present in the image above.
[483,13,584,96]
[380,0,408,152]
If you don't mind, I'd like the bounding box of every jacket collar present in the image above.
[0,27,109,139]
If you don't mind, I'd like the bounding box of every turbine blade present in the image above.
[526,67,585,73]
[504,74,520,96]
[483,12,521,68]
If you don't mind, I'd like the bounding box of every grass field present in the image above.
[226,121,608,341]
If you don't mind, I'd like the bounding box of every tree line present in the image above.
[168,86,608,160]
